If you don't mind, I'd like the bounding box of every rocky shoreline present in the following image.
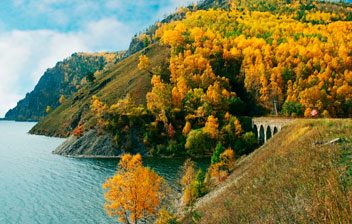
[53,129,121,157]
[53,130,213,159]
[53,129,147,158]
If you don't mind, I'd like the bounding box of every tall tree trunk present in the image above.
[273,100,278,116]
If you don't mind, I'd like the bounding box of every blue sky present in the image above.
[0,0,194,117]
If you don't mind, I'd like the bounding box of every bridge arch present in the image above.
[253,124,259,141]
[266,126,272,141]
[259,125,265,145]
[252,118,293,145]
[273,127,278,135]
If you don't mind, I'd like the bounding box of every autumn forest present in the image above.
[82,1,352,222]
[4,0,352,223]
[90,0,352,158]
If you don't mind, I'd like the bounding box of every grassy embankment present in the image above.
[182,119,352,223]
[30,44,169,137]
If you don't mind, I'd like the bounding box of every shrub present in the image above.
[322,110,330,118]
[166,140,183,156]
[72,125,83,137]
[154,208,178,224]
[281,102,302,116]
[304,107,312,117]
[211,142,225,165]
[192,169,207,198]
[242,132,258,154]
[185,130,211,156]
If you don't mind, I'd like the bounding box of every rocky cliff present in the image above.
[5,52,122,121]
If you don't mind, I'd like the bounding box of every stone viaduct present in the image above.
[252,118,293,144]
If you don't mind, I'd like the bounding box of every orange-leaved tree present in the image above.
[103,154,169,224]
[209,148,235,183]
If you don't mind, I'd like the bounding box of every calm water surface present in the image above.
[0,121,209,224]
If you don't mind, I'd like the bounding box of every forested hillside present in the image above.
[31,0,352,158]
[155,6,352,118]
[85,0,352,157]
[29,44,170,137]
[127,0,352,56]
[5,52,122,121]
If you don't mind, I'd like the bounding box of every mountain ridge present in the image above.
[29,44,170,137]
[5,52,123,121]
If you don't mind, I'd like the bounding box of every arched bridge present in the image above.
[252,118,293,144]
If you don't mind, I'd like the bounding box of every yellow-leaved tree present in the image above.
[90,95,109,130]
[203,115,219,139]
[59,95,66,104]
[103,154,169,224]
[179,158,196,206]
[138,55,151,71]
[46,106,51,113]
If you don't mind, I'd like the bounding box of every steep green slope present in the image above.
[181,119,352,223]
[30,44,169,137]
[5,52,122,121]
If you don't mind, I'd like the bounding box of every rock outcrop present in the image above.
[53,129,147,158]
[53,130,119,158]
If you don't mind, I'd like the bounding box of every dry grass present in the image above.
[182,119,352,224]
[30,44,169,137]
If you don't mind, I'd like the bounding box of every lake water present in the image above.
[0,121,209,224]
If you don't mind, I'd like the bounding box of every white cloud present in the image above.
[0,31,30,117]
[79,18,132,51]
[0,18,133,117]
